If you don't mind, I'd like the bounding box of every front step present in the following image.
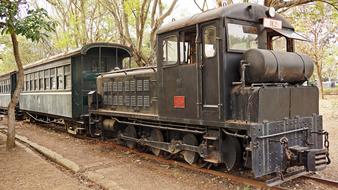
[203,130,221,163]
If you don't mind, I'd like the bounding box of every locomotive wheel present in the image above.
[222,136,241,171]
[182,134,199,164]
[149,129,163,156]
[123,125,137,149]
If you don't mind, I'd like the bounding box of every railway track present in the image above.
[301,175,338,189]
[6,121,335,190]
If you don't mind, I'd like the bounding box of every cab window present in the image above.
[228,23,258,51]
[203,26,217,58]
[271,36,287,52]
[179,30,197,64]
[162,35,178,65]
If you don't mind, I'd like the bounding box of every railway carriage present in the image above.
[89,3,329,184]
[20,43,131,134]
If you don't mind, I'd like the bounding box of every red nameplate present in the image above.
[174,96,185,108]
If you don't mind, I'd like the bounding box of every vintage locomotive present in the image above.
[88,3,329,184]
[0,3,329,185]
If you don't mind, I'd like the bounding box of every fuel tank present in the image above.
[243,49,314,84]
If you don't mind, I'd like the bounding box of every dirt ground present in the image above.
[317,95,338,181]
[0,135,95,190]
[0,95,336,190]
[6,123,246,190]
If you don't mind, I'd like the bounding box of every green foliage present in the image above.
[288,2,337,81]
[0,1,56,42]
[0,35,45,74]
[0,0,56,74]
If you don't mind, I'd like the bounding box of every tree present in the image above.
[0,0,55,150]
[100,0,178,66]
[289,2,337,99]
[194,0,337,12]
[45,0,116,52]
[0,35,46,74]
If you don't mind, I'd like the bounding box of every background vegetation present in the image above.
[0,0,337,94]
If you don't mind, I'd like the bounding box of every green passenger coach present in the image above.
[20,43,131,133]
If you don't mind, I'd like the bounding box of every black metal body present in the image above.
[89,3,329,181]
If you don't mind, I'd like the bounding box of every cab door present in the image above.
[200,22,222,120]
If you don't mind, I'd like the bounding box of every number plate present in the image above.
[263,18,282,29]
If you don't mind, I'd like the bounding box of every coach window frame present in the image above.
[39,70,44,91]
[44,69,50,90]
[50,68,56,90]
[34,72,39,91]
[30,73,34,91]
[64,65,71,89]
[57,66,64,90]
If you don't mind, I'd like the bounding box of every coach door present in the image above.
[200,22,221,120]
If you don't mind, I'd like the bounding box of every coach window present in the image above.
[26,75,30,91]
[34,72,39,91]
[4,81,6,93]
[39,71,44,91]
[162,35,178,65]
[23,75,26,91]
[7,80,9,92]
[30,73,34,91]
[44,69,50,90]
[57,67,64,89]
[179,30,197,64]
[51,68,56,90]
[2,82,5,93]
[64,65,71,89]
[203,26,217,58]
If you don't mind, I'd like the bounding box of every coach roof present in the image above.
[23,42,132,70]
[157,3,293,34]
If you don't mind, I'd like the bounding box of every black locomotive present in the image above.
[0,3,329,185]
[88,3,329,184]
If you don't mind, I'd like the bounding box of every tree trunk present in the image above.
[315,61,324,99]
[6,32,24,150]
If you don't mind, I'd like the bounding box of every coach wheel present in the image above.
[123,125,137,149]
[88,124,101,138]
[149,129,163,156]
[222,135,241,171]
[182,134,199,164]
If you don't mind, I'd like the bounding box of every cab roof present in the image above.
[158,3,293,34]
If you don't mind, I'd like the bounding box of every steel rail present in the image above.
[301,175,338,188]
